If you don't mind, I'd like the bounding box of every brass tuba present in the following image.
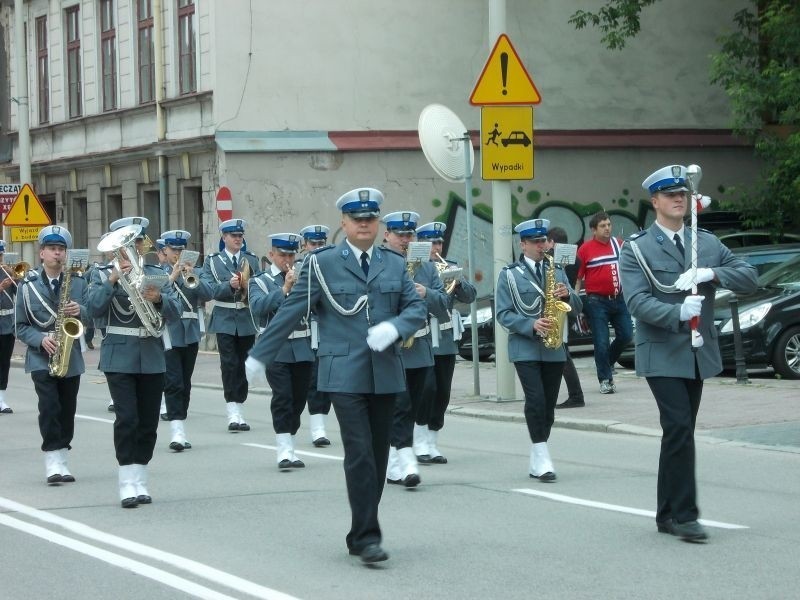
[97,225,164,337]
[48,266,85,378]
[541,253,572,349]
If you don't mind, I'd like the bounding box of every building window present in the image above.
[69,196,88,249]
[65,5,82,118]
[100,0,117,111]
[36,16,49,124]
[103,192,122,232]
[137,0,155,104]
[177,0,196,94]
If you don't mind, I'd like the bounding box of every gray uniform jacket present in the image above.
[200,251,261,336]
[164,264,212,347]
[0,276,15,335]
[249,241,427,394]
[619,224,758,380]
[87,264,182,374]
[495,257,582,362]
[248,267,314,364]
[400,260,450,369]
[433,259,477,357]
[15,268,90,377]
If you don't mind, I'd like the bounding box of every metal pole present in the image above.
[489,0,515,402]
[154,0,168,231]
[729,297,750,384]
[463,133,480,396]
[14,0,34,264]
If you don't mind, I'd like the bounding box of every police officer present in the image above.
[248,232,314,468]
[87,216,182,508]
[620,165,758,542]
[16,226,89,483]
[200,218,261,431]
[381,211,449,485]
[495,219,582,482]
[244,188,426,564]
[92,235,117,412]
[0,240,15,414]
[161,230,211,451]
[299,224,332,447]
[417,222,477,463]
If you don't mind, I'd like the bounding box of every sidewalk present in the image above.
[11,339,799,450]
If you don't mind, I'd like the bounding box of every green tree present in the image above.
[570,0,800,235]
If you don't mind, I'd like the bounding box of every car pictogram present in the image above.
[501,131,532,147]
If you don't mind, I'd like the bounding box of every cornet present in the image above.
[0,261,30,287]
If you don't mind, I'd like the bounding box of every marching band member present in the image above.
[199,219,261,431]
[381,211,449,486]
[15,226,89,484]
[87,216,181,508]
[495,219,582,482]
[248,232,314,469]
[160,230,211,452]
[417,222,477,463]
[299,224,332,447]
[92,236,117,412]
[0,240,15,414]
[244,187,426,564]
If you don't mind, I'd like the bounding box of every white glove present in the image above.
[244,356,267,387]
[366,321,400,352]
[679,295,705,321]
[674,267,714,291]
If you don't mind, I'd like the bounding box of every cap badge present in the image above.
[358,190,369,202]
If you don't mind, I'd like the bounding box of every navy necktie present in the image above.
[360,252,369,277]
[51,278,61,297]
[535,261,542,286]
[673,234,685,257]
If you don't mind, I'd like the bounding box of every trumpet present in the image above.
[0,261,30,286]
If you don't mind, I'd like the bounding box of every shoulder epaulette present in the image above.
[445,258,458,266]
[629,230,647,241]
[243,250,257,257]
[208,252,221,258]
[24,270,39,282]
[311,244,335,255]
[381,247,405,259]
[698,227,712,234]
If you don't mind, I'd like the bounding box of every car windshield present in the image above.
[759,256,800,290]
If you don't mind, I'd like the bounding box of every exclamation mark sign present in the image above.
[500,52,508,95]
[24,194,29,221]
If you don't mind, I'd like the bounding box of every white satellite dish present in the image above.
[418,104,474,183]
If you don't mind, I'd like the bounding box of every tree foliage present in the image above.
[570,0,800,235]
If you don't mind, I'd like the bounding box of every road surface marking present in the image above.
[242,443,344,461]
[76,414,114,424]
[512,488,749,529]
[0,497,302,600]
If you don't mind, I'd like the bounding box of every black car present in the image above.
[730,243,800,275]
[619,255,800,379]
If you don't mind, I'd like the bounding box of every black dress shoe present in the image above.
[313,437,331,447]
[136,494,152,505]
[238,422,251,432]
[169,441,184,452]
[431,455,448,464]
[107,404,115,413]
[47,474,63,484]
[0,407,12,414]
[278,459,293,470]
[121,497,138,509]
[556,399,585,409]
[160,413,169,421]
[357,543,389,564]
[86,341,94,350]
[386,477,402,485]
[530,472,557,482]
[403,474,421,488]
[183,441,192,450]
[228,422,240,432]
[290,459,305,468]
[667,520,708,542]
[417,454,433,464]
[656,519,673,534]
[61,474,76,483]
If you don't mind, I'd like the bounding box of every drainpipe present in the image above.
[154,0,167,231]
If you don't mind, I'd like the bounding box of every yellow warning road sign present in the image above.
[3,183,51,227]
[470,34,541,106]
[481,106,534,180]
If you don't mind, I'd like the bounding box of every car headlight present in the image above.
[719,302,772,333]
[462,306,493,326]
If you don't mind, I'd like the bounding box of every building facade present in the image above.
[1,0,758,270]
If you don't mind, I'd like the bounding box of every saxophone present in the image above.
[48,267,85,378]
[541,253,572,350]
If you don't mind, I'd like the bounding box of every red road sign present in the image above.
[216,186,233,222]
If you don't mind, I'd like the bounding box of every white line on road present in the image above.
[76,414,114,424]
[0,497,302,600]
[512,488,749,530]
[242,443,344,461]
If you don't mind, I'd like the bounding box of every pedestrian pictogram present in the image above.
[481,106,534,180]
[3,183,52,227]
[470,34,541,106]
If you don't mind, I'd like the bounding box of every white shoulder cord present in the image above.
[23,282,57,328]
[308,253,370,321]
[628,240,681,294]
[209,255,223,284]
[504,267,542,318]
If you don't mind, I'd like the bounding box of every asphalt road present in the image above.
[2,370,799,600]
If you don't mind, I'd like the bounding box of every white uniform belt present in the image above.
[0,308,13,316]
[439,321,453,331]
[413,324,431,338]
[215,301,247,310]
[287,329,311,340]
[106,325,151,338]
[181,311,198,319]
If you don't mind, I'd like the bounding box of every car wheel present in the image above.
[772,325,800,380]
